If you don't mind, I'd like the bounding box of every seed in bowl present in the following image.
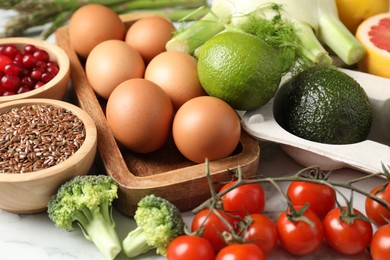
[0,44,60,96]
[0,104,86,173]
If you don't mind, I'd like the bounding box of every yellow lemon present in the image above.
[336,0,389,34]
[356,12,390,78]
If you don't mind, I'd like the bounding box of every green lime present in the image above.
[276,66,373,144]
[197,31,283,111]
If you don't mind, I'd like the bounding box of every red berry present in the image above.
[4,45,19,59]
[21,76,34,88]
[17,85,30,94]
[30,69,42,81]
[34,81,45,89]
[13,53,23,64]
[4,63,21,76]
[2,90,15,96]
[33,49,49,62]
[22,54,37,68]
[36,60,47,71]
[0,45,6,55]
[0,54,12,71]
[19,67,30,78]
[47,61,58,68]
[47,65,59,76]
[24,44,36,54]
[42,72,54,83]
[1,74,20,92]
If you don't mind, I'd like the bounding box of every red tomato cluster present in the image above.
[167,181,269,259]
[167,179,390,259]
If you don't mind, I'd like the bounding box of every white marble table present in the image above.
[0,7,387,260]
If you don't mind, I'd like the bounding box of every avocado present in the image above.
[275,66,373,144]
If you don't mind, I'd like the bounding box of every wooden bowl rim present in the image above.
[0,98,97,182]
[0,37,70,102]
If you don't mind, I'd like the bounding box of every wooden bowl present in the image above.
[55,14,260,216]
[0,37,70,103]
[0,98,97,214]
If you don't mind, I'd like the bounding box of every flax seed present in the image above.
[0,104,86,174]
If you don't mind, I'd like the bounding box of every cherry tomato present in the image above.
[220,181,265,218]
[191,208,235,252]
[276,206,323,256]
[243,213,278,255]
[167,235,215,260]
[287,180,336,219]
[384,183,390,202]
[216,243,266,260]
[371,225,390,260]
[323,206,373,255]
[365,184,390,227]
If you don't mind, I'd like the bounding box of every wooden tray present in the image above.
[55,14,260,216]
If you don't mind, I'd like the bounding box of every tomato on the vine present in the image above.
[242,213,278,255]
[287,180,336,219]
[370,225,390,260]
[384,182,390,203]
[220,181,265,218]
[323,206,373,255]
[365,184,390,227]
[167,235,215,260]
[191,208,235,252]
[276,206,323,256]
[215,243,266,260]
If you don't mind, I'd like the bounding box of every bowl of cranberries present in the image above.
[0,37,70,103]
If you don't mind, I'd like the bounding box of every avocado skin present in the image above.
[277,66,373,145]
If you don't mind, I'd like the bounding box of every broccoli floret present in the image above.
[47,175,121,260]
[122,194,185,258]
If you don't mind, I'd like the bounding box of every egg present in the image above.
[106,78,174,153]
[145,51,206,111]
[172,96,241,163]
[85,40,145,100]
[125,16,175,64]
[68,4,126,59]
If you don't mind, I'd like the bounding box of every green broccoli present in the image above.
[122,194,185,258]
[47,175,121,260]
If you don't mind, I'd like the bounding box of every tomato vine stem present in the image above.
[194,161,390,215]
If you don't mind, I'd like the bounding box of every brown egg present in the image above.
[106,78,174,153]
[85,40,145,100]
[125,16,175,64]
[68,4,126,59]
[172,96,241,163]
[145,51,206,111]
